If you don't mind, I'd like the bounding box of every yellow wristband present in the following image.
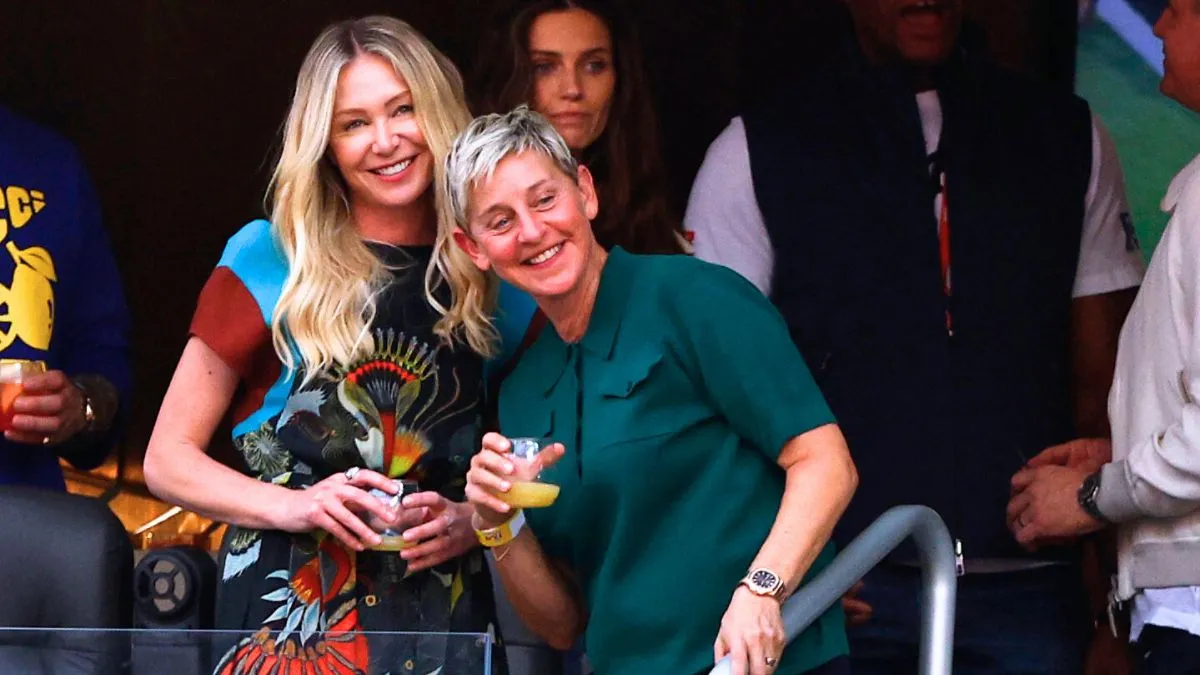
[474,509,526,548]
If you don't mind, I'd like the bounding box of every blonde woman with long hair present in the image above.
[144,16,519,674]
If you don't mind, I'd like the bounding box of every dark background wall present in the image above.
[1127,0,1168,22]
[0,0,1076,481]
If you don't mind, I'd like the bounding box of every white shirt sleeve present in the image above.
[683,117,775,295]
[1073,114,1146,297]
[1099,172,1200,521]
[684,114,1140,299]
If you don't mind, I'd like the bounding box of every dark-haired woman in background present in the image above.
[471,0,687,255]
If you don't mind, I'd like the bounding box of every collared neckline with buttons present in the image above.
[526,246,638,395]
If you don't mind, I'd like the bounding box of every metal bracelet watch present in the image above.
[70,377,96,433]
[1077,469,1110,524]
[739,568,789,601]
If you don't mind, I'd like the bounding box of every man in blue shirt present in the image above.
[0,105,130,489]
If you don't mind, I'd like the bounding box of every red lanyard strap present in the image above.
[937,173,952,336]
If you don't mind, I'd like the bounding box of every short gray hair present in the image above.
[442,105,579,229]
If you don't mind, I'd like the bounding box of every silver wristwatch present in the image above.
[739,568,788,601]
[71,378,96,432]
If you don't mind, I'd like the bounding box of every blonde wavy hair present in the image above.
[269,16,497,383]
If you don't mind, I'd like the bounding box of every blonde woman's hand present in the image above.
[715,586,786,675]
[465,432,565,527]
[365,499,428,535]
[397,493,478,574]
[274,467,399,551]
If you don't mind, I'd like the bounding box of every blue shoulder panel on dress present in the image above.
[218,219,297,439]
[217,219,290,327]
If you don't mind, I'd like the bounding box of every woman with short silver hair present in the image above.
[438,106,859,675]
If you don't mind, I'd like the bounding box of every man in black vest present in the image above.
[684,1,1145,673]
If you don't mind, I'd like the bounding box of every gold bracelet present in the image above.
[492,542,514,563]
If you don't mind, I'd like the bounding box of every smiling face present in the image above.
[453,150,601,301]
[527,8,616,152]
[327,53,434,214]
[845,0,963,66]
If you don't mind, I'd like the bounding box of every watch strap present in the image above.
[70,377,96,432]
[1078,470,1110,524]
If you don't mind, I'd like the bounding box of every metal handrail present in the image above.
[710,505,957,675]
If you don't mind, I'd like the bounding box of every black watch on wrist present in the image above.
[1077,470,1110,524]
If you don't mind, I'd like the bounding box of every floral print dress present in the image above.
[190,220,504,675]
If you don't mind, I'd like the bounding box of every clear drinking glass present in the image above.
[368,479,419,551]
[499,437,561,509]
[0,359,45,432]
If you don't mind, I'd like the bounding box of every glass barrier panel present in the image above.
[0,628,494,675]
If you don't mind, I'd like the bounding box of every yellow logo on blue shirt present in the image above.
[0,185,46,232]
[0,183,55,352]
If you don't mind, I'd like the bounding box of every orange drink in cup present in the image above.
[500,438,561,508]
[0,359,46,432]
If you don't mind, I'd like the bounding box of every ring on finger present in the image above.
[765,656,778,667]
[344,466,360,481]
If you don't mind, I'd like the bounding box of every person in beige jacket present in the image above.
[1007,2,1200,671]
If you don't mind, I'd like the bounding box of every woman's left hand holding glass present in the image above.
[715,586,786,675]
[398,491,478,574]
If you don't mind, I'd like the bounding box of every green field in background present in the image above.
[1076,19,1200,256]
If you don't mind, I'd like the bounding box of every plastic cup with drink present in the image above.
[498,437,561,509]
[367,479,420,551]
[0,359,46,432]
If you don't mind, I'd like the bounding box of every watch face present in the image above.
[750,569,779,591]
[1077,471,1109,523]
